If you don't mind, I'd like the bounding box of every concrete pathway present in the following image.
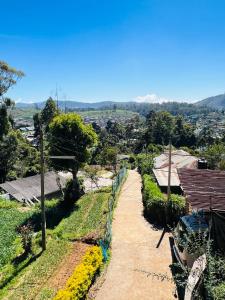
[95,170,175,300]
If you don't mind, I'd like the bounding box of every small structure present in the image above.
[153,150,198,193]
[0,171,67,206]
[178,168,225,212]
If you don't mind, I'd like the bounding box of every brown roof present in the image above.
[178,168,225,211]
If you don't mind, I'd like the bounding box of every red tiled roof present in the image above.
[178,168,225,211]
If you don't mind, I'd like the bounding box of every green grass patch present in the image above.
[0,190,111,300]
[54,190,110,240]
[0,207,32,269]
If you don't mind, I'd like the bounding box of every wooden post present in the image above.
[40,125,46,251]
[167,139,172,202]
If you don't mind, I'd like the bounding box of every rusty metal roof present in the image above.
[0,171,67,202]
[178,168,225,211]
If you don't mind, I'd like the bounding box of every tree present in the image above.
[0,132,18,183]
[0,61,24,97]
[48,113,98,200]
[202,143,225,170]
[172,115,196,148]
[101,146,118,172]
[40,97,58,131]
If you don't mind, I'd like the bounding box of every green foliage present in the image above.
[0,60,24,97]
[53,246,103,300]
[98,146,118,169]
[40,97,59,131]
[0,131,18,183]
[0,198,18,209]
[213,282,225,300]
[0,208,31,268]
[54,189,110,240]
[202,143,225,170]
[142,174,185,225]
[142,174,166,224]
[144,111,196,149]
[167,194,185,224]
[136,153,154,176]
[48,113,97,174]
[63,177,84,205]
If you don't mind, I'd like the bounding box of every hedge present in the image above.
[213,282,225,300]
[142,174,185,225]
[53,246,103,300]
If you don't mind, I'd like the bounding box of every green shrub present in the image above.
[63,177,84,207]
[142,174,185,225]
[136,154,154,176]
[167,194,185,225]
[142,174,166,224]
[53,246,103,300]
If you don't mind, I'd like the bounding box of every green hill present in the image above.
[196,93,225,110]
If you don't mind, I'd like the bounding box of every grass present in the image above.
[54,189,110,240]
[0,202,33,269]
[0,189,111,300]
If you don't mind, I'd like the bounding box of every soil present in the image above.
[47,242,91,291]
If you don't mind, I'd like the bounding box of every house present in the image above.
[0,171,67,206]
[153,150,198,193]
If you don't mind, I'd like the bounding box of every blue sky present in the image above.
[1,0,225,103]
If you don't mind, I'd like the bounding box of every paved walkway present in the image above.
[95,170,175,300]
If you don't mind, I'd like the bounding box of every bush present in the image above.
[142,174,166,224]
[142,174,185,225]
[167,194,185,225]
[64,177,84,207]
[136,154,154,176]
[53,246,103,300]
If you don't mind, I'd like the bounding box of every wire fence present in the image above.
[100,167,127,261]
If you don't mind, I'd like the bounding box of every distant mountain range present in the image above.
[196,93,225,110]
[16,93,225,112]
[15,100,119,110]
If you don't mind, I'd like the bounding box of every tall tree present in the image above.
[40,97,58,131]
[48,113,97,198]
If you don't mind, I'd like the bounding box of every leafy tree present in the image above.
[48,113,98,200]
[100,146,118,171]
[172,115,196,148]
[0,61,24,97]
[0,132,18,183]
[202,143,225,169]
[197,126,215,147]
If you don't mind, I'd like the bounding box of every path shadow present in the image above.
[24,201,79,232]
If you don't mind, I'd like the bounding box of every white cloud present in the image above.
[134,93,172,104]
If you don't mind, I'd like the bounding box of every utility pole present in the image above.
[40,124,46,251]
[167,139,172,202]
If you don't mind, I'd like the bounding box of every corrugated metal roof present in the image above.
[154,150,198,169]
[178,168,225,211]
[153,150,198,187]
[153,167,180,187]
[0,171,67,202]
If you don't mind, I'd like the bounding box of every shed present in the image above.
[0,171,67,205]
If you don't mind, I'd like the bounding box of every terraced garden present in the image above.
[0,188,111,300]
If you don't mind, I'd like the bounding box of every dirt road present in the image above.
[95,170,175,300]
